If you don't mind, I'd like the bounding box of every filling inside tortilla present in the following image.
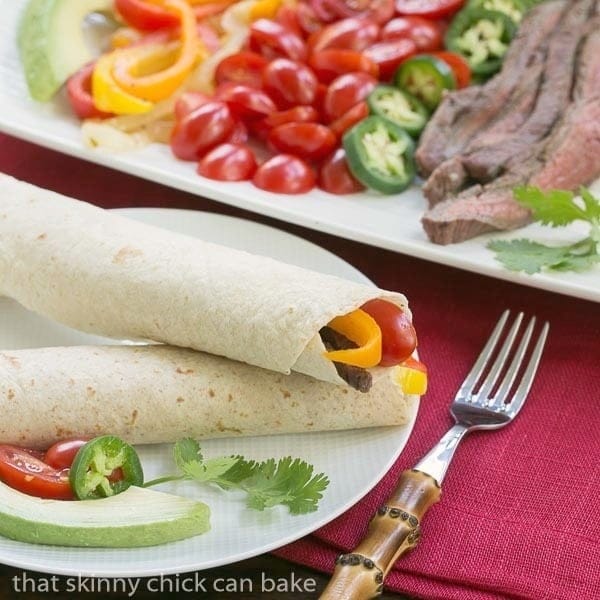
[320,327,373,393]
[320,300,421,393]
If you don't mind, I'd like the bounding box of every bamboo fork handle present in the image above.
[320,470,441,600]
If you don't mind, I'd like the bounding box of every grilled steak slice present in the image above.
[530,39,600,190]
[422,156,469,205]
[462,0,597,182]
[422,20,600,245]
[422,181,531,245]
[320,327,372,393]
[415,0,566,176]
[424,57,550,205]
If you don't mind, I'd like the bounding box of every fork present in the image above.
[320,310,549,600]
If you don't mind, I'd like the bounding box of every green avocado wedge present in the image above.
[18,0,112,102]
[0,481,210,548]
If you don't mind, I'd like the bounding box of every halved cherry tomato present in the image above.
[296,3,324,36]
[198,143,257,181]
[174,91,210,120]
[226,120,249,144]
[44,439,88,470]
[0,445,73,500]
[395,0,465,20]
[275,5,304,38]
[268,123,337,160]
[115,0,179,31]
[319,148,365,194]
[253,155,316,194]
[363,38,417,80]
[431,50,471,88]
[170,101,235,160]
[363,0,395,24]
[361,299,418,366]
[66,63,112,120]
[323,72,377,122]
[262,58,318,108]
[323,0,394,23]
[323,0,368,18]
[249,19,308,62]
[329,100,369,138]
[309,49,379,84]
[310,0,338,22]
[215,52,268,89]
[263,105,320,129]
[381,17,444,52]
[216,83,277,119]
[308,17,380,53]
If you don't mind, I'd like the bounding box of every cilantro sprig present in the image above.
[144,439,329,515]
[487,186,600,274]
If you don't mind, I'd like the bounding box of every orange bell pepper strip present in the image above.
[323,309,382,368]
[112,0,201,102]
[395,357,428,395]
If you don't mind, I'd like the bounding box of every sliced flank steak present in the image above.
[423,0,591,205]
[415,0,567,177]
[462,0,597,182]
[422,19,600,245]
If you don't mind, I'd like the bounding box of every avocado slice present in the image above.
[18,0,112,102]
[0,481,210,547]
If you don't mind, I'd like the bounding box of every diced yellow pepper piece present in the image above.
[395,357,428,395]
[92,52,154,115]
[323,309,382,368]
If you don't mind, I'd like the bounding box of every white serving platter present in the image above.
[0,1,598,303]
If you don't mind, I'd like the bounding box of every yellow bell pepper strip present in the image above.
[92,51,154,115]
[323,309,382,368]
[250,0,284,19]
[395,357,428,395]
[112,0,201,102]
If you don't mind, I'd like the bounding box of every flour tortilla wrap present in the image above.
[0,346,413,448]
[0,174,411,387]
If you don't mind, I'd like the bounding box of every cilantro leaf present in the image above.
[513,187,587,227]
[173,438,204,478]
[152,441,329,514]
[209,457,260,490]
[579,187,600,223]
[242,457,329,514]
[488,237,599,274]
[173,440,240,482]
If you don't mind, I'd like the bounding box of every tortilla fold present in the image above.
[0,346,413,448]
[0,174,410,387]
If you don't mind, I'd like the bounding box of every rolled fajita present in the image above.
[0,345,415,448]
[0,174,419,392]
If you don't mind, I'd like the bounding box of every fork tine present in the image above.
[489,316,536,408]
[505,321,550,417]
[476,312,524,402]
[457,309,509,399]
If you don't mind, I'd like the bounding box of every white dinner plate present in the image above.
[1,2,597,303]
[0,208,418,577]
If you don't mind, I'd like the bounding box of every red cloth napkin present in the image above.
[1,133,599,600]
